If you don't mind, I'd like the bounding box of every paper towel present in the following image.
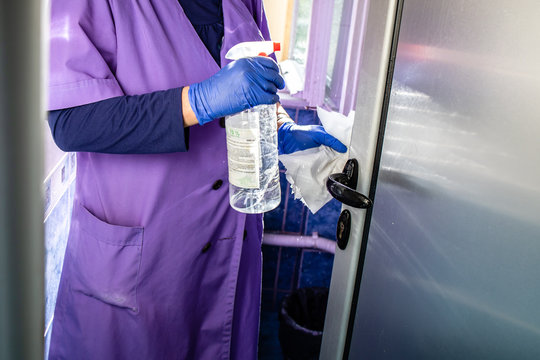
[278,107,354,213]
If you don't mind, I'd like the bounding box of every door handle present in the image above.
[326,159,373,209]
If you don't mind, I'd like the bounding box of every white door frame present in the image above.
[320,0,403,358]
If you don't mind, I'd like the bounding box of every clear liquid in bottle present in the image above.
[226,104,281,213]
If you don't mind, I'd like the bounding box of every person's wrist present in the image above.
[276,103,293,129]
[186,83,216,126]
[277,118,293,130]
[182,86,199,127]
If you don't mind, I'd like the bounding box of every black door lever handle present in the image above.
[326,159,373,209]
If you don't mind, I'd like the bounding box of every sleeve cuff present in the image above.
[48,78,124,111]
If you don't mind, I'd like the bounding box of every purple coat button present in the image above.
[201,241,212,253]
[212,179,223,190]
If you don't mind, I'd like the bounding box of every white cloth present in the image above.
[279,107,354,213]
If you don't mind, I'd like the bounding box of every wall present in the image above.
[259,107,342,359]
[43,152,75,358]
[263,0,293,61]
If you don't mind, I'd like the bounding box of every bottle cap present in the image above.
[273,42,281,52]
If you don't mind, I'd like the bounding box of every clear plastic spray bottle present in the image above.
[225,41,282,213]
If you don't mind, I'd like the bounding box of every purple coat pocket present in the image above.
[67,202,143,311]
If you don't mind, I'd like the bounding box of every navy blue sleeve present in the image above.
[48,87,189,154]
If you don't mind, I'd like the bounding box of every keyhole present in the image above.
[338,222,345,239]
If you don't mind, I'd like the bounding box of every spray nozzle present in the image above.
[226,41,281,60]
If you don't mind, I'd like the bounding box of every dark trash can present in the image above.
[278,287,329,360]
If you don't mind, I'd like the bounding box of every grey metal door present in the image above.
[326,0,540,358]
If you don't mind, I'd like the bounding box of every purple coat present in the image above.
[48,0,271,358]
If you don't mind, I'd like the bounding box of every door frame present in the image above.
[320,0,404,358]
[0,1,45,359]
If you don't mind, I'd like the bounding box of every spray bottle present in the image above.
[225,41,282,213]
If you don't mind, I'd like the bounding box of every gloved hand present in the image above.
[278,122,348,155]
[188,57,285,125]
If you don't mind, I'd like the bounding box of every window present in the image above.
[267,0,369,115]
[289,0,312,66]
[325,0,369,114]
[326,0,345,87]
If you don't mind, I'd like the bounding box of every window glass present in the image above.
[326,0,345,85]
[289,0,313,65]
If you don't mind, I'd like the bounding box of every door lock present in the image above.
[336,210,352,250]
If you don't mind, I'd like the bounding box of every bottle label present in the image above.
[226,127,260,189]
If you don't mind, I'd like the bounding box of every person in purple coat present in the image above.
[47,0,346,358]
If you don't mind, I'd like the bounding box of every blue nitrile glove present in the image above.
[188,57,285,125]
[278,122,348,155]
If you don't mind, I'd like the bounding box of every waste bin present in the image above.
[278,287,329,360]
